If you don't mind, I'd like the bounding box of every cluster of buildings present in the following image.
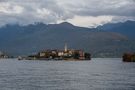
[0,51,9,59]
[25,44,91,60]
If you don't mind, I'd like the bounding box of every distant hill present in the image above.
[0,22,135,57]
[97,21,135,39]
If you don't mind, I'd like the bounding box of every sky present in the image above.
[0,0,135,27]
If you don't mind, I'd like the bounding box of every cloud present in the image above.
[57,0,135,17]
[0,0,67,26]
[0,0,135,27]
[0,3,23,14]
[65,16,113,27]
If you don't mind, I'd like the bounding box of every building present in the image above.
[0,51,9,58]
[123,53,135,62]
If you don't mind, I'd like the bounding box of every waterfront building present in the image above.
[0,51,9,58]
[123,53,135,62]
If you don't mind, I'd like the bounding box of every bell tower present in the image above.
[64,43,67,52]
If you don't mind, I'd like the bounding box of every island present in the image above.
[18,44,91,61]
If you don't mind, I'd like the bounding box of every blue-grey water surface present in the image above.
[0,58,135,90]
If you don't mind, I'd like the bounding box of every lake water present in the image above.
[0,58,135,90]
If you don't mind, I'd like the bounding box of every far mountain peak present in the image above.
[59,22,74,26]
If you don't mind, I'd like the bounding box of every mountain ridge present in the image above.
[97,20,135,39]
[0,21,134,57]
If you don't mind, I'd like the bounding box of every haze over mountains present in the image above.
[0,21,135,57]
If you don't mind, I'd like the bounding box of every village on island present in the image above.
[18,44,91,60]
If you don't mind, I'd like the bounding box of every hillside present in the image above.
[97,21,135,39]
[0,22,134,57]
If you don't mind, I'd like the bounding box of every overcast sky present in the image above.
[0,0,135,27]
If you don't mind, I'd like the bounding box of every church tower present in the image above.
[64,43,67,52]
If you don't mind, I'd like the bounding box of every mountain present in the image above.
[97,21,135,39]
[0,22,134,57]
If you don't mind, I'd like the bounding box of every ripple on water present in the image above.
[0,59,135,90]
